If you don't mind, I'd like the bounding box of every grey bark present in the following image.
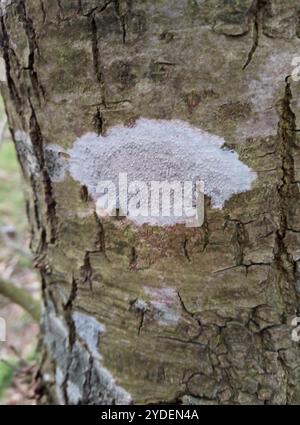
[1,0,300,405]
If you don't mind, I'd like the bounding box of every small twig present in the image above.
[0,358,18,371]
[0,276,40,322]
[0,236,32,259]
[8,345,27,367]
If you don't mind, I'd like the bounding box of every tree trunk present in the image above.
[1,0,300,405]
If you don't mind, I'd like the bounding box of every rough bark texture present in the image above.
[1,0,300,405]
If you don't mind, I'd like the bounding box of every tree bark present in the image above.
[1,0,300,405]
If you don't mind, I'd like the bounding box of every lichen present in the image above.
[142,286,181,326]
[43,305,131,405]
[0,57,6,82]
[14,130,39,176]
[44,144,68,182]
[0,0,13,17]
[46,118,256,226]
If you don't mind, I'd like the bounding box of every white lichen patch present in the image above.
[69,119,255,208]
[43,306,131,405]
[72,311,131,405]
[44,144,69,182]
[72,311,105,358]
[241,51,296,139]
[63,119,255,225]
[66,381,82,406]
[142,286,181,326]
[14,130,39,176]
[0,0,13,16]
[44,120,256,225]
[0,57,6,82]
[55,367,66,405]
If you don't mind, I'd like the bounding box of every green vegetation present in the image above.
[0,361,13,400]
[0,348,38,401]
[0,98,38,403]
[0,100,25,230]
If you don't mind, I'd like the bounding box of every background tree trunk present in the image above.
[1,0,300,405]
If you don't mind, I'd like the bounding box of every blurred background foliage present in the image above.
[0,96,40,404]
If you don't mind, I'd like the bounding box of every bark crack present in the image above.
[273,76,300,314]
[114,0,130,44]
[89,13,107,108]
[243,0,269,70]
[92,106,104,135]
[183,238,191,262]
[62,277,79,404]
[28,101,57,244]
[82,0,113,17]
[18,0,45,102]
[80,252,94,291]
[0,15,23,117]
[93,211,106,253]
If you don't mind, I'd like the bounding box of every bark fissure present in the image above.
[93,211,106,253]
[114,0,130,44]
[92,106,104,135]
[80,252,94,291]
[61,277,79,405]
[129,246,138,270]
[90,14,107,108]
[28,102,58,244]
[82,0,113,18]
[243,0,269,70]
[0,16,23,117]
[274,76,299,314]
[17,0,45,102]
[39,0,46,25]
[183,238,191,262]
